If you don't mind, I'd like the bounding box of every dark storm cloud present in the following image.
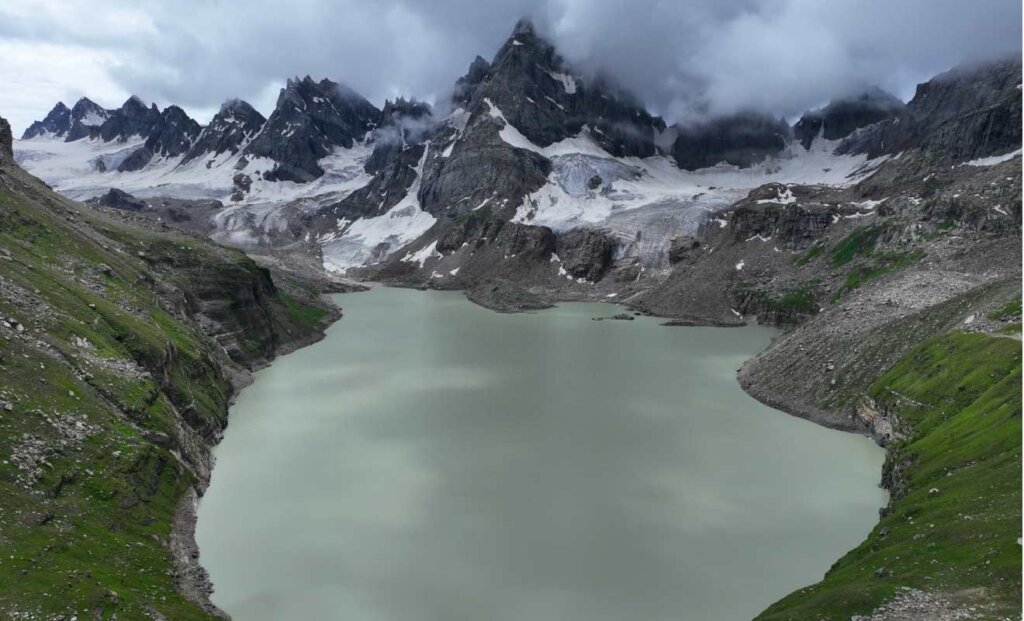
[1,0,1020,133]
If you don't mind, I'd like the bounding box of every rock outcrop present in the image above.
[89,187,147,210]
[669,112,790,170]
[244,76,381,182]
[793,88,905,149]
[839,58,1022,162]
[555,228,617,281]
[22,102,71,139]
[465,278,553,312]
[0,115,12,160]
[65,97,110,141]
[99,96,163,143]
[182,99,266,165]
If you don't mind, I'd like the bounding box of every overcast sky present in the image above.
[1,0,1020,134]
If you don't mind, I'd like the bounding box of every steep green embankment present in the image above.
[758,332,1021,620]
[0,154,331,618]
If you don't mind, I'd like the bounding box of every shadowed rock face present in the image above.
[793,88,906,149]
[244,76,381,183]
[182,100,266,165]
[145,106,202,158]
[0,116,12,160]
[452,56,491,106]
[89,187,147,211]
[22,102,71,139]
[416,19,663,220]
[468,20,664,158]
[670,112,790,170]
[116,106,205,172]
[555,228,618,281]
[839,58,1023,162]
[99,96,163,143]
[65,98,110,142]
[365,98,433,175]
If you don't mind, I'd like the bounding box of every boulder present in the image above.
[555,228,617,281]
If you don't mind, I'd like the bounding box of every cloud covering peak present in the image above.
[1,0,1019,133]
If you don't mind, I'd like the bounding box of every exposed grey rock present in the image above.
[230,173,252,202]
[465,277,553,312]
[728,185,833,250]
[89,188,147,211]
[0,115,12,160]
[116,146,156,172]
[144,105,202,158]
[418,111,551,217]
[839,58,1022,163]
[244,76,381,183]
[182,99,266,165]
[315,98,434,221]
[555,228,617,281]
[99,96,163,143]
[668,235,701,264]
[65,97,111,142]
[452,56,491,106]
[22,102,71,139]
[670,112,790,170]
[793,88,905,149]
[466,19,663,158]
[365,98,433,174]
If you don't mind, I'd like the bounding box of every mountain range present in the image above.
[20,20,993,272]
[2,15,1022,621]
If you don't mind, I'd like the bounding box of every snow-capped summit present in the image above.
[65,98,110,141]
[464,18,664,158]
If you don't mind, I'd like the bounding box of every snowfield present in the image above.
[16,106,895,272]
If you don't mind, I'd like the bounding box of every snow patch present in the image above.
[962,148,1022,167]
[546,71,577,94]
[402,240,440,268]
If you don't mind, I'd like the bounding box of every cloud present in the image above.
[1,0,1019,134]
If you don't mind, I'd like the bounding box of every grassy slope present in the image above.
[0,166,328,618]
[757,332,1021,620]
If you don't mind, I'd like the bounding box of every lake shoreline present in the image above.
[194,286,885,620]
[173,296,344,620]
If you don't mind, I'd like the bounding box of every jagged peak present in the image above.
[72,97,102,109]
[218,98,259,116]
[161,104,191,118]
[512,17,536,36]
[121,95,149,111]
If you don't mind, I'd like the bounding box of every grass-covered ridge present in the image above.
[0,161,332,618]
[757,331,1022,620]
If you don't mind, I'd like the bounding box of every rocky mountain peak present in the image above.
[145,105,201,157]
[21,102,72,139]
[460,19,663,158]
[243,76,381,183]
[839,57,1022,162]
[99,96,162,143]
[65,97,111,141]
[181,99,266,166]
[365,98,434,175]
[793,87,905,149]
[453,56,491,106]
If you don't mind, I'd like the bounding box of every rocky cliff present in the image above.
[840,57,1022,162]
[0,120,336,620]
